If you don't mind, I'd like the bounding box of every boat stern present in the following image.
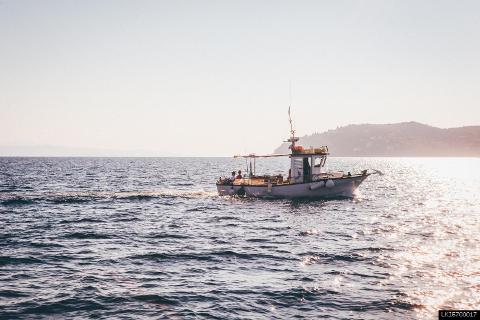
[216,183,236,196]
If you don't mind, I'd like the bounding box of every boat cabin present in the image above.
[290,146,329,183]
[228,146,329,186]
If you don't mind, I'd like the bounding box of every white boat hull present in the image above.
[217,175,369,199]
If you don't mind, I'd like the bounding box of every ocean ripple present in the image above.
[1,157,479,319]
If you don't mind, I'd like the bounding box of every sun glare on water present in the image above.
[376,158,480,319]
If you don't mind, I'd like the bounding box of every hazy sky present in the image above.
[1,0,479,156]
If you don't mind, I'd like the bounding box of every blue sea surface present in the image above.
[1,157,479,319]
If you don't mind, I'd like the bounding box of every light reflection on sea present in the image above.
[0,157,479,319]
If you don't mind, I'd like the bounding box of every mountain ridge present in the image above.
[274,122,480,156]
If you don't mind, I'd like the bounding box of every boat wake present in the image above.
[0,189,218,206]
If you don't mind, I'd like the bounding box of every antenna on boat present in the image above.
[287,106,299,149]
[289,80,292,108]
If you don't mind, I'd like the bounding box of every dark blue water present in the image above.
[1,157,479,319]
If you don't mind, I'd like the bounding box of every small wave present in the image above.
[131,252,215,262]
[113,194,159,201]
[352,246,395,253]
[299,252,371,265]
[130,250,293,263]
[111,189,216,201]
[0,188,20,193]
[207,215,238,221]
[1,197,35,206]
[171,182,195,186]
[63,232,112,240]
[300,255,321,266]
[209,250,296,262]
[326,253,369,262]
[299,229,319,236]
[246,238,270,243]
[0,256,43,266]
[146,233,190,239]
[27,241,64,248]
[21,298,105,315]
[350,272,389,280]
[393,300,423,310]
[132,294,179,306]
[342,298,420,312]
[114,217,141,222]
[262,286,338,306]
[50,197,95,204]
[75,217,106,223]
[0,289,29,298]
[186,206,220,212]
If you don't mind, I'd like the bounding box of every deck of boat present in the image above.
[231,172,355,186]
[233,177,286,186]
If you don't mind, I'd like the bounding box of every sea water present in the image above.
[1,157,479,319]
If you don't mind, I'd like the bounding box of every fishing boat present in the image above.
[216,109,380,199]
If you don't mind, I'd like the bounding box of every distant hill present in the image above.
[274,122,480,157]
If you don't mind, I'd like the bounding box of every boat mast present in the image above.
[287,106,299,149]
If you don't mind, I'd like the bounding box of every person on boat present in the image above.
[277,174,283,184]
[230,171,236,183]
[236,170,243,179]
